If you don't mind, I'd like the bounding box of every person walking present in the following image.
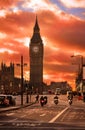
[35,94,39,103]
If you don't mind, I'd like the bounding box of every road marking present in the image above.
[7,118,18,122]
[40,113,46,116]
[20,115,26,118]
[6,113,15,116]
[49,107,68,123]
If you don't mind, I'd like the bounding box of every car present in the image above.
[0,94,9,107]
[7,95,16,106]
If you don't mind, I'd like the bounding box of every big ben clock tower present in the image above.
[29,16,44,94]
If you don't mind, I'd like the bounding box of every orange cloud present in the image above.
[0,1,85,88]
[0,0,15,8]
[37,10,85,52]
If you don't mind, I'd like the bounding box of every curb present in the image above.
[0,102,35,113]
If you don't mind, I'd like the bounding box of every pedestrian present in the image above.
[35,94,39,103]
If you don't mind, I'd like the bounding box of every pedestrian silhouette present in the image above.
[35,94,39,102]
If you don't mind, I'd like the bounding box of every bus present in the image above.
[55,88,61,95]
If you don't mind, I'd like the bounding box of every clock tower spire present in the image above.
[31,15,42,43]
[29,16,44,94]
[34,15,40,32]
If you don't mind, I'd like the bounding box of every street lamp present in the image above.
[16,55,27,106]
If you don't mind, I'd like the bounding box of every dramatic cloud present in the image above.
[22,0,59,12]
[38,10,85,52]
[0,0,85,89]
[0,0,16,8]
[60,0,85,8]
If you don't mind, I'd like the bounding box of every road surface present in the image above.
[0,95,85,130]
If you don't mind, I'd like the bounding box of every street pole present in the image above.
[16,55,27,106]
[21,55,23,106]
[81,56,84,96]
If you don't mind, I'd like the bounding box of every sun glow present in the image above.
[0,32,7,39]
[15,37,30,47]
[24,71,30,80]
[0,48,18,54]
[0,10,7,17]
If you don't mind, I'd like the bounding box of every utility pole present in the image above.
[17,55,27,106]
[21,55,23,106]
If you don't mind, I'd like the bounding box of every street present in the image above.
[0,95,85,130]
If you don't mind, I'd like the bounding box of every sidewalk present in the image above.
[0,102,35,113]
[73,95,85,107]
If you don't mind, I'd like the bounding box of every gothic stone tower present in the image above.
[0,62,14,94]
[29,16,44,94]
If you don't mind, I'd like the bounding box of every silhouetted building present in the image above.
[49,81,72,94]
[29,16,44,94]
[0,62,21,94]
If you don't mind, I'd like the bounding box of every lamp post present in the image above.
[21,55,23,106]
[17,55,27,106]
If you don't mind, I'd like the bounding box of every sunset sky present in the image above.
[0,0,85,90]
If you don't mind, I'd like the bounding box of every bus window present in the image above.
[55,88,61,95]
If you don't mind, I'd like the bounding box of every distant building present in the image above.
[49,81,72,94]
[0,62,21,94]
[76,65,85,95]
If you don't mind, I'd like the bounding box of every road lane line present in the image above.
[20,115,26,118]
[6,113,15,116]
[49,107,69,123]
[8,118,18,122]
[40,113,46,116]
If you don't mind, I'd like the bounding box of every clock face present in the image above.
[32,46,39,53]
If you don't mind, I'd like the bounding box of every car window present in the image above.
[0,96,5,101]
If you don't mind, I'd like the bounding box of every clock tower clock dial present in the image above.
[32,46,39,53]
